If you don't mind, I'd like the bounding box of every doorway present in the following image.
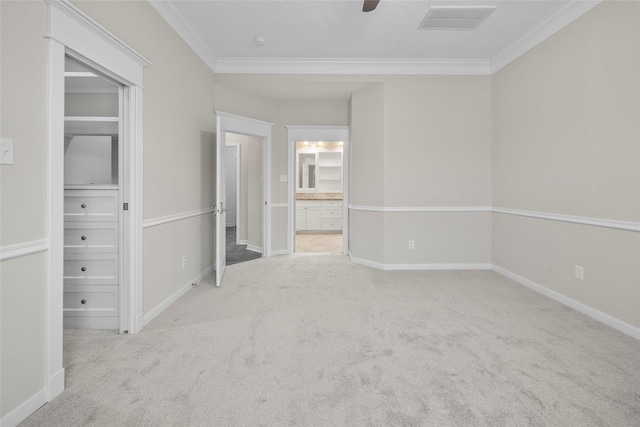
[214,112,272,285]
[47,0,149,401]
[286,126,350,255]
[225,134,263,266]
[63,56,123,330]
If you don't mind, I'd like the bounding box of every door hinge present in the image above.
[123,203,129,211]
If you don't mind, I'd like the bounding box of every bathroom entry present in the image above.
[295,140,344,253]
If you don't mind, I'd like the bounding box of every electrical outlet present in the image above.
[182,255,187,269]
[575,265,584,281]
[408,240,415,250]
[546,257,555,272]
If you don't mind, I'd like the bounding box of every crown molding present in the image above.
[490,0,603,73]
[152,0,602,76]
[46,0,150,70]
[148,0,218,72]
[213,57,492,75]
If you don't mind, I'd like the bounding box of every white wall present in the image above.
[492,1,640,329]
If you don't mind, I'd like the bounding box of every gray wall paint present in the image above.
[492,1,640,328]
[227,133,263,249]
[350,84,385,263]
[71,0,218,325]
[1,0,49,416]
[2,0,638,422]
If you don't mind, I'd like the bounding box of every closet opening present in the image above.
[62,55,125,331]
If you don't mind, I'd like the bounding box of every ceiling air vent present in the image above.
[419,6,497,30]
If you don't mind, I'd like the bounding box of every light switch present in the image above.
[1,139,14,165]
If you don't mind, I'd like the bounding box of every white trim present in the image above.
[492,265,640,341]
[491,0,603,73]
[349,255,491,271]
[493,207,640,232]
[383,263,492,271]
[150,0,600,76]
[349,254,385,270]
[0,239,49,261]
[148,0,217,73]
[216,111,273,259]
[0,388,48,427]
[347,205,639,232]
[246,244,263,254]
[142,264,215,327]
[214,57,491,75]
[271,249,288,256]
[349,205,492,213]
[45,2,149,423]
[287,126,350,256]
[45,0,150,86]
[143,208,215,229]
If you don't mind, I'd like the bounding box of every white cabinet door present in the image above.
[306,207,322,230]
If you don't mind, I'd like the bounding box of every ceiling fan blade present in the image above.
[363,0,380,12]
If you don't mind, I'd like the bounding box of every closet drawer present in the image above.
[63,285,118,317]
[64,222,118,254]
[64,254,118,285]
[322,218,342,230]
[64,189,118,222]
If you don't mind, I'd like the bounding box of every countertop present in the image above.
[296,193,343,201]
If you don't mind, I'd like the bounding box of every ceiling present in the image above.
[149,0,601,100]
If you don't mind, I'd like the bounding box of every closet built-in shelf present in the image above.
[64,184,119,190]
[65,116,118,136]
[65,71,119,94]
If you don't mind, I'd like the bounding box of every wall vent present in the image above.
[419,6,497,30]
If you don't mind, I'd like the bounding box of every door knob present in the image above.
[81,299,86,304]
[81,204,87,208]
[81,267,87,272]
[81,235,87,241]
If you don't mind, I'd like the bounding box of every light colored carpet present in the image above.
[21,254,640,426]
[296,233,343,253]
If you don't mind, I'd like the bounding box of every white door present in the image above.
[215,123,227,286]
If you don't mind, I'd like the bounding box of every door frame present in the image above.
[46,0,149,401]
[216,112,273,261]
[286,126,350,255]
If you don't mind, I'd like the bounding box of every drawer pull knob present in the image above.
[81,235,87,241]
[81,267,87,272]
[81,299,86,304]
[81,203,87,208]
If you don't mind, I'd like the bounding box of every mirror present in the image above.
[297,153,316,190]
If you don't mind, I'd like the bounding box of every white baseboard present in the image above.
[48,368,65,401]
[383,263,492,271]
[246,244,262,254]
[1,387,48,427]
[492,265,640,341]
[349,254,385,270]
[349,255,491,272]
[238,239,248,245]
[143,264,215,327]
[270,249,288,256]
